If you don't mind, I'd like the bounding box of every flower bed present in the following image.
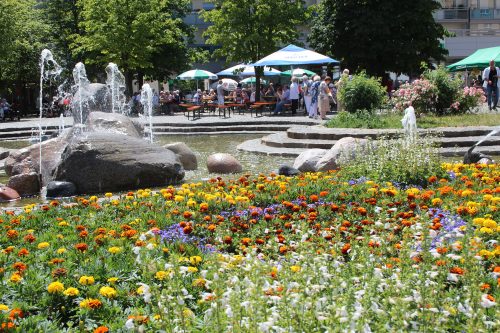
[0,164,499,332]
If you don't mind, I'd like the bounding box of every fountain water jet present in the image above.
[71,62,92,132]
[140,83,154,143]
[105,63,127,114]
[401,105,417,140]
[39,49,62,184]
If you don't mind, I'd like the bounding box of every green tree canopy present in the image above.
[309,0,447,76]
[74,0,193,93]
[200,0,309,98]
[0,0,51,91]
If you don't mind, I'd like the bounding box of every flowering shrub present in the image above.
[392,78,438,115]
[451,86,487,114]
[0,164,498,331]
[337,72,387,113]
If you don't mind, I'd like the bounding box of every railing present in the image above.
[433,8,469,20]
[470,8,500,20]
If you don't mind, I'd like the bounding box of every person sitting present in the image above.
[232,84,248,104]
[273,85,290,115]
[193,89,202,105]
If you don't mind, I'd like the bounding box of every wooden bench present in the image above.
[249,104,264,117]
[217,104,231,118]
[186,105,202,120]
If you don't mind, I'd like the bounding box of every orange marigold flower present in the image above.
[450,267,464,275]
[480,283,491,291]
[94,326,109,333]
[341,243,351,254]
[75,243,88,252]
[12,262,27,273]
[309,195,319,202]
[6,230,18,239]
[17,248,29,257]
[223,235,232,245]
[428,176,438,183]
[9,308,23,320]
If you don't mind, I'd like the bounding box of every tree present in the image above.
[0,0,51,95]
[74,0,193,94]
[200,0,309,99]
[309,0,447,77]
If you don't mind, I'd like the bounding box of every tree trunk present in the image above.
[255,66,263,101]
[137,72,144,90]
[125,71,133,97]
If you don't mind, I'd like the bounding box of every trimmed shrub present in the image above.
[337,72,387,113]
[423,66,462,115]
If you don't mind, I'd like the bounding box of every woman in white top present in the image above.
[302,75,312,116]
[289,77,300,114]
[318,76,332,120]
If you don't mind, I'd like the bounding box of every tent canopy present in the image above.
[217,64,281,76]
[447,46,500,72]
[251,44,339,67]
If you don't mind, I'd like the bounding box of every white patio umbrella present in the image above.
[177,69,218,90]
[210,78,238,91]
[251,44,339,66]
[217,64,281,76]
[240,77,268,85]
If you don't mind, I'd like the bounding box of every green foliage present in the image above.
[423,66,461,115]
[338,136,445,186]
[325,110,389,128]
[309,0,447,76]
[0,0,51,89]
[337,73,387,113]
[74,0,193,92]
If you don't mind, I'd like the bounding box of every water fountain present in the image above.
[463,126,498,163]
[401,105,417,139]
[105,63,127,114]
[71,62,92,132]
[39,49,62,183]
[140,83,154,143]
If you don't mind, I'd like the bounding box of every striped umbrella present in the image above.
[281,68,317,77]
[176,69,218,80]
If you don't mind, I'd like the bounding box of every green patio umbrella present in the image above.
[447,46,500,72]
[240,77,268,85]
[281,68,317,77]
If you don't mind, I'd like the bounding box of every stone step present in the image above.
[261,132,500,149]
[286,125,500,140]
[238,137,500,158]
[154,131,275,136]
[0,125,61,133]
[0,130,59,140]
[153,124,294,133]
[153,119,318,128]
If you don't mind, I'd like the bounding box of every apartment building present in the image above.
[435,0,500,60]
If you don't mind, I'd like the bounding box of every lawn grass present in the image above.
[325,111,500,129]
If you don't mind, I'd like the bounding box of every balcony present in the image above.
[470,8,500,20]
[448,28,500,36]
[183,12,210,28]
[433,8,469,21]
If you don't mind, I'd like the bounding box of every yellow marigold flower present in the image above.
[37,242,50,249]
[79,275,95,285]
[47,281,65,294]
[189,256,202,266]
[187,266,198,273]
[473,218,485,226]
[290,265,301,272]
[466,201,479,207]
[483,219,497,229]
[10,273,22,283]
[89,196,98,202]
[79,298,102,309]
[58,221,69,227]
[406,188,420,195]
[174,195,184,202]
[483,194,493,202]
[461,189,474,197]
[187,199,197,207]
[182,308,194,318]
[192,278,206,287]
[105,192,113,198]
[479,227,493,234]
[107,277,119,284]
[111,200,119,205]
[367,188,378,195]
[162,247,169,253]
[99,286,117,298]
[431,198,443,206]
[0,304,9,311]
[63,287,79,297]
[108,246,122,254]
[478,250,493,258]
[155,271,168,281]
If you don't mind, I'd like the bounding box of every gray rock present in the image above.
[53,132,184,194]
[86,111,142,138]
[477,157,495,164]
[0,147,14,160]
[207,153,242,174]
[0,186,20,202]
[7,172,40,196]
[316,137,370,171]
[293,149,327,172]
[46,181,77,198]
[163,142,198,170]
[278,165,300,176]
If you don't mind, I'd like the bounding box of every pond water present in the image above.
[0,134,293,208]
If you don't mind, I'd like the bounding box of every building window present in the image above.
[202,3,215,10]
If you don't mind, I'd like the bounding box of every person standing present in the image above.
[216,80,225,105]
[309,76,321,118]
[289,77,300,114]
[482,60,500,110]
[318,76,332,120]
[302,75,312,116]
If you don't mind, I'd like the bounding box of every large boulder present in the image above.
[278,165,300,176]
[0,147,14,160]
[293,149,327,172]
[4,130,72,186]
[0,186,20,202]
[86,111,142,138]
[7,172,40,196]
[46,181,77,198]
[53,132,184,194]
[207,153,242,174]
[316,137,370,171]
[163,142,198,170]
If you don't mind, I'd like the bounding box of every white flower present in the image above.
[447,273,458,282]
[125,318,135,330]
[480,294,496,308]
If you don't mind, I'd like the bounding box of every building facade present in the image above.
[435,0,500,60]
